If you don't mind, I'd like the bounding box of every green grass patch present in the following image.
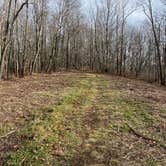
[3,75,98,165]
[2,74,164,165]
[0,123,15,136]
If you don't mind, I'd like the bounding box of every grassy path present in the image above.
[1,73,165,165]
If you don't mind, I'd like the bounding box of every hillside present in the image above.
[0,72,165,165]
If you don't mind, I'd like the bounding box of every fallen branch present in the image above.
[126,124,166,149]
[0,130,16,139]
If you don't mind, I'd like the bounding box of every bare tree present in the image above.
[140,0,165,85]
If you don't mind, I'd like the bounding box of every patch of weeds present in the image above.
[114,96,126,104]
[123,110,134,120]
[110,123,129,133]
[62,88,86,105]
[3,108,60,165]
[89,128,110,142]
[62,131,81,156]
[3,76,98,165]
[0,123,14,136]
[145,159,159,166]
[116,98,153,125]
[4,140,51,166]
[139,111,154,124]
[106,93,156,135]
[4,74,163,165]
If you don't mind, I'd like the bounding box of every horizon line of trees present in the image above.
[0,0,165,85]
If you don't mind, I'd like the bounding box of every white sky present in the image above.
[81,0,164,25]
[0,0,164,26]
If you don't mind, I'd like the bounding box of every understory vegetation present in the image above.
[0,73,165,165]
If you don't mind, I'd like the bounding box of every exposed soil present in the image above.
[0,72,165,165]
[0,73,74,123]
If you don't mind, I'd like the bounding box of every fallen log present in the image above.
[126,123,166,149]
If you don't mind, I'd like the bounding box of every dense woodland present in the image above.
[0,0,165,85]
[0,1,166,164]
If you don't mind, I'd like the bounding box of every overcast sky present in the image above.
[0,0,164,26]
[81,0,164,25]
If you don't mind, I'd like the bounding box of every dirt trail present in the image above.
[0,72,165,165]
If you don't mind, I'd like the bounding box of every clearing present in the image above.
[0,72,165,166]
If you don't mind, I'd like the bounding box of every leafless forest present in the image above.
[0,0,165,84]
[0,0,166,165]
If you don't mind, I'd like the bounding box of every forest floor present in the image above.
[0,72,165,166]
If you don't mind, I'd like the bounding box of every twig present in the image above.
[126,124,166,149]
[21,156,27,165]
[0,130,16,139]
